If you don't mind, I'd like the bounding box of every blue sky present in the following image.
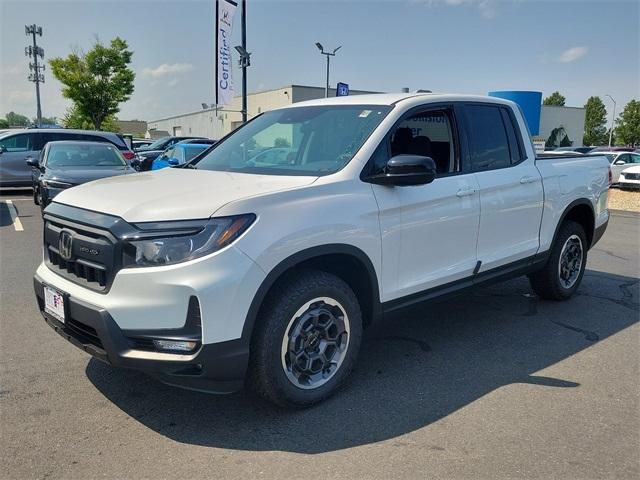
[1,0,638,123]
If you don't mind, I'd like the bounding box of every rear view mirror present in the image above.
[614,160,626,165]
[366,155,437,186]
[0,145,6,154]
[168,157,179,166]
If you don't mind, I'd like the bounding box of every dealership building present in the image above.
[148,86,585,148]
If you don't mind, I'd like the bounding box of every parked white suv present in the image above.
[33,94,610,407]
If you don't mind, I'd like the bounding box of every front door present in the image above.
[0,132,40,187]
[367,105,481,302]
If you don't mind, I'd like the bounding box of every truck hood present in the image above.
[52,168,317,222]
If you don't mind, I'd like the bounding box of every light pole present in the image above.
[315,43,341,98]
[605,94,616,148]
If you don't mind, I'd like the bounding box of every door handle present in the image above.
[456,187,476,198]
[520,175,537,184]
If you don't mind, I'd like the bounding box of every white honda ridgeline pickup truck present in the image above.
[34,94,610,407]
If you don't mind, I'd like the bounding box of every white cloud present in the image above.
[556,47,588,63]
[1,64,23,76]
[167,78,180,87]
[9,90,34,103]
[142,63,194,78]
[442,0,496,19]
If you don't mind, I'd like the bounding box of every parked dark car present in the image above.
[132,136,211,171]
[132,139,153,150]
[28,141,133,211]
[0,129,135,187]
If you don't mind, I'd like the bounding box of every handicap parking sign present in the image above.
[336,82,349,97]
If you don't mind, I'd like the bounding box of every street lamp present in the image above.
[315,42,341,98]
[605,94,616,148]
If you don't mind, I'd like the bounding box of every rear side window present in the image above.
[464,105,511,171]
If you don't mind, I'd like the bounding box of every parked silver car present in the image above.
[593,151,640,184]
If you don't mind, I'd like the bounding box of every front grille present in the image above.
[44,215,118,292]
[48,246,107,287]
[624,172,640,180]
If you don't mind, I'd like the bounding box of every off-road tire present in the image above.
[248,269,362,408]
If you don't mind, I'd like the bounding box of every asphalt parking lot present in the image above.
[1,191,638,480]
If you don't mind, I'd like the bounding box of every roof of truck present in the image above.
[287,93,512,108]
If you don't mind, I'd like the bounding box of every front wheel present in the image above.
[249,269,362,408]
[528,220,587,300]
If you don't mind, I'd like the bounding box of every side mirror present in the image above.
[614,159,626,165]
[0,145,6,154]
[366,155,437,186]
[26,157,40,168]
[167,157,180,166]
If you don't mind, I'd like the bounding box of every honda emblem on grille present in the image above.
[59,230,73,261]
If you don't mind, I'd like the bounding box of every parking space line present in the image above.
[3,200,24,232]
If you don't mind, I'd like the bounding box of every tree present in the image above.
[543,91,566,106]
[5,111,30,126]
[37,116,59,126]
[614,99,640,146]
[49,37,134,130]
[274,137,291,148]
[582,96,608,146]
[62,104,121,132]
[0,118,9,128]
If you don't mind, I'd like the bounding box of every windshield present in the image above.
[603,154,616,163]
[193,105,392,176]
[142,137,171,150]
[46,143,126,168]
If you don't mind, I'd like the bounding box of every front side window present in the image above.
[0,133,36,152]
[389,109,457,175]
[617,154,631,164]
[464,104,511,171]
[45,143,126,168]
[193,105,392,176]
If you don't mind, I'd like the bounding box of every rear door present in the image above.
[368,104,481,301]
[0,132,41,186]
[462,103,543,272]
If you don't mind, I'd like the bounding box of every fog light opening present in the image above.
[152,339,198,353]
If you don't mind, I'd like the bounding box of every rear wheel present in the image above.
[249,269,362,408]
[528,220,587,300]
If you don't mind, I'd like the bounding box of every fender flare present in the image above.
[548,198,595,250]
[240,244,381,342]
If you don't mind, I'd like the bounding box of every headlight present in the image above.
[42,179,74,189]
[123,214,256,267]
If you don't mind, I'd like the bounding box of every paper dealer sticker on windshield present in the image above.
[359,110,372,118]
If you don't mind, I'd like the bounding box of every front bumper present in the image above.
[34,274,249,393]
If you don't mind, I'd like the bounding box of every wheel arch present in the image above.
[241,244,382,342]
[552,199,596,249]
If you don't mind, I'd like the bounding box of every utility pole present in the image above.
[234,0,250,124]
[315,43,341,98]
[25,24,44,127]
[605,94,616,148]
